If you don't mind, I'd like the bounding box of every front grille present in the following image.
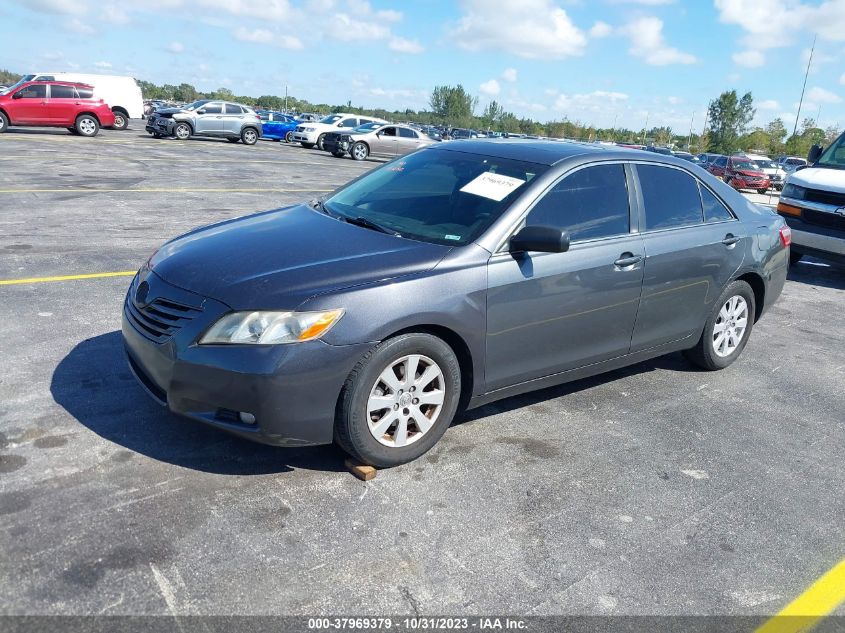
[296,125,305,132]
[125,276,203,342]
[802,208,845,232]
[805,188,845,207]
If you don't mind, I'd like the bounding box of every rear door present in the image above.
[371,126,398,155]
[222,103,245,135]
[46,84,79,125]
[485,163,645,390]
[629,163,745,351]
[397,127,424,156]
[9,84,49,124]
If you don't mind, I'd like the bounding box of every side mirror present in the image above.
[510,225,570,254]
[196,109,206,114]
[12,91,22,99]
[807,144,823,164]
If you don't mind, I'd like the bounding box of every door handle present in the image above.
[721,234,740,246]
[614,253,643,268]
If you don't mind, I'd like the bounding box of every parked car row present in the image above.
[695,152,787,194]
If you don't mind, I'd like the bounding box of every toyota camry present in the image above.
[123,141,790,467]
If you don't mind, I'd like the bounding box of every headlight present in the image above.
[304,127,315,132]
[199,309,344,345]
[781,183,807,200]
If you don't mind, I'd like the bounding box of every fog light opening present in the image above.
[239,412,256,425]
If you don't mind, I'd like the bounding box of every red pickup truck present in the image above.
[0,80,115,137]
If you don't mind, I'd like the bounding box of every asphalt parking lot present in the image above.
[0,125,843,619]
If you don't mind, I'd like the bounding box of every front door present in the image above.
[8,84,50,124]
[485,163,645,391]
[371,126,398,156]
[629,163,746,351]
[194,102,224,134]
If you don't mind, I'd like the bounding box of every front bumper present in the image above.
[292,130,318,144]
[121,270,371,446]
[145,117,174,135]
[778,196,845,264]
[323,137,348,155]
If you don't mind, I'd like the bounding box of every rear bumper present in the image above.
[121,271,372,446]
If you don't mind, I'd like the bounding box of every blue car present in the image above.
[257,111,298,142]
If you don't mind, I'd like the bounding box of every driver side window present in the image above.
[525,164,630,242]
[202,103,223,114]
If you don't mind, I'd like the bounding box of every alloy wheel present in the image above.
[78,118,96,135]
[175,124,191,140]
[712,295,748,358]
[366,354,446,448]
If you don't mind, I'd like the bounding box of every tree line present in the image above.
[3,68,840,157]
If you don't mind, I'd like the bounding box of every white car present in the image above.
[292,113,388,150]
[779,156,808,174]
[7,72,143,130]
[740,153,787,191]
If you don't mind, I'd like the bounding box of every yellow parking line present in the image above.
[755,558,845,633]
[0,187,335,193]
[0,271,137,286]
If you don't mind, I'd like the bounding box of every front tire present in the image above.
[683,280,755,371]
[284,131,293,143]
[75,114,99,137]
[241,127,258,145]
[316,133,326,150]
[174,122,191,140]
[0,112,9,133]
[335,333,462,467]
[351,141,369,161]
[111,111,128,130]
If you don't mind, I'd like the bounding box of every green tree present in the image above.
[706,90,755,154]
[824,125,841,144]
[763,118,787,155]
[739,128,771,152]
[429,85,478,126]
[481,100,504,131]
[0,69,22,85]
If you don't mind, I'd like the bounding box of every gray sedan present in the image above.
[331,123,439,160]
[123,141,790,467]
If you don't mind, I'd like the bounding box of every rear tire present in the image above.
[111,111,128,130]
[0,112,10,133]
[789,251,803,266]
[335,333,461,467]
[683,280,755,371]
[284,131,293,143]
[241,127,258,145]
[75,114,99,137]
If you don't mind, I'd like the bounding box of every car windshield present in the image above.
[320,114,343,124]
[184,100,211,111]
[753,160,776,169]
[732,161,757,170]
[1,75,35,94]
[817,133,845,169]
[324,149,547,246]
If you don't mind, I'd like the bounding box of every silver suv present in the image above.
[145,99,262,145]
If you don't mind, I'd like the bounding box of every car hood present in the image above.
[149,204,451,310]
[736,170,765,177]
[787,167,845,194]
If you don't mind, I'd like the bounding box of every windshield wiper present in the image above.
[310,197,335,217]
[343,215,402,237]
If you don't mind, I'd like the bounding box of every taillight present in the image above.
[779,226,792,247]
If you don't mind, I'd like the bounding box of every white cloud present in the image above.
[621,16,696,66]
[12,0,79,14]
[166,41,184,54]
[501,68,518,82]
[94,61,112,69]
[65,17,95,35]
[554,90,629,112]
[732,49,765,68]
[233,27,303,49]
[716,0,845,51]
[758,99,780,110]
[452,0,587,59]
[589,21,613,38]
[389,36,424,54]
[480,79,501,96]
[807,86,842,104]
[325,14,390,41]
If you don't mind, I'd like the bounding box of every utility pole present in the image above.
[641,112,649,145]
[611,113,618,142]
[285,85,288,113]
[687,112,695,150]
[793,35,816,137]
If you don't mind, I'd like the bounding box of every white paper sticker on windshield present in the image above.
[460,172,525,201]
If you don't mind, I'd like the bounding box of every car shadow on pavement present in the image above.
[787,258,844,290]
[50,331,347,476]
[457,352,694,425]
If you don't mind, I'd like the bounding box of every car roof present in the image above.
[429,139,621,165]
[23,80,94,88]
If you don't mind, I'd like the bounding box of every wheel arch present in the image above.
[76,111,101,124]
[733,271,765,322]
[174,119,194,134]
[111,105,129,116]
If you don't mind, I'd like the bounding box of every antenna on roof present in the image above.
[793,34,816,137]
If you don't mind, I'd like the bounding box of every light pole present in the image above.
[640,112,649,145]
[687,112,695,151]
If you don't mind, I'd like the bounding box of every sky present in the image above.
[2,0,845,132]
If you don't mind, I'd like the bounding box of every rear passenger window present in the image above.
[225,104,243,114]
[526,164,630,242]
[700,185,734,223]
[50,85,75,98]
[76,87,93,98]
[399,128,417,138]
[638,165,703,230]
[339,118,358,127]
